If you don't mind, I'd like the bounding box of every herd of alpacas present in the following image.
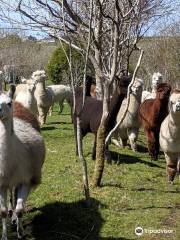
[0,70,179,239]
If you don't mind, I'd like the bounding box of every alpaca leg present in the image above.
[59,100,64,114]
[111,131,122,147]
[146,130,156,160]
[15,184,30,239]
[11,188,18,225]
[43,107,50,124]
[0,188,8,240]
[49,105,53,116]
[164,152,178,183]
[8,189,14,217]
[105,145,112,164]
[128,128,138,151]
[39,107,49,125]
[38,107,45,125]
[92,136,97,160]
[121,139,127,148]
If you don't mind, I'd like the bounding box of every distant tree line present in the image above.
[0,34,56,78]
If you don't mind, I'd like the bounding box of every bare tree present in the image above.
[0,0,177,187]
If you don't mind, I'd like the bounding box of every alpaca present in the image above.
[141,72,163,102]
[15,83,38,117]
[113,78,144,151]
[73,76,130,159]
[32,70,53,125]
[160,90,180,183]
[0,88,45,239]
[14,78,37,99]
[47,84,72,116]
[151,72,163,93]
[139,83,171,160]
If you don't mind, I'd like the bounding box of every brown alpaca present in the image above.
[13,101,40,132]
[139,83,171,160]
[73,76,130,160]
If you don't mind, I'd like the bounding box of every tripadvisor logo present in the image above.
[135,227,144,236]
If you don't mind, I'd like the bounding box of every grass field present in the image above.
[2,103,180,240]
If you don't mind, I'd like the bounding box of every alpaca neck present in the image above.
[107,92,125,131]
[26,90,34,107]
[128,93,141,112]
[35,81,46,97]
[153,97,169,123]
[152,87,157,94]
[156,97,169,109]
[167,112,180,139]
[0,119,13,172]
[170,112,180,126]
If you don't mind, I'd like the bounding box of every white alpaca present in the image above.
[47,85,72,115]
[14,78,36,98]
[141,72,163,102]
[160,90,180,183]
[113,78,144,151]
[32,70,53,125]
[15,83,38,116]
[0,88,45,239]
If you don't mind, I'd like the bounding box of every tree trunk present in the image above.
[91,122,106,187]
[95,73,103,100]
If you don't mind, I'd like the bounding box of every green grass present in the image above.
[2,103,180,240]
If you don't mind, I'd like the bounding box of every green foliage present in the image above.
[46,44,84,84]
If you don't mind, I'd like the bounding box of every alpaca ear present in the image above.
[8,84,16,99]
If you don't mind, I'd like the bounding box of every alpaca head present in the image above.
[21,77,27,83]
[131,78,144,95]
[156,83,171,100]
[169,90,180,115]
[31,70,46,83]
[27,83,36,93]
[0,91,13,121]
[116,75,131,95]
[152,72,163,89]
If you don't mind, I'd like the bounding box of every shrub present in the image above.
[46,44,85,84]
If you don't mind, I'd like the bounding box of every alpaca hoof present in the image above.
[168,180,174,185]
[17,233,25,240]
[151,156,158,161]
